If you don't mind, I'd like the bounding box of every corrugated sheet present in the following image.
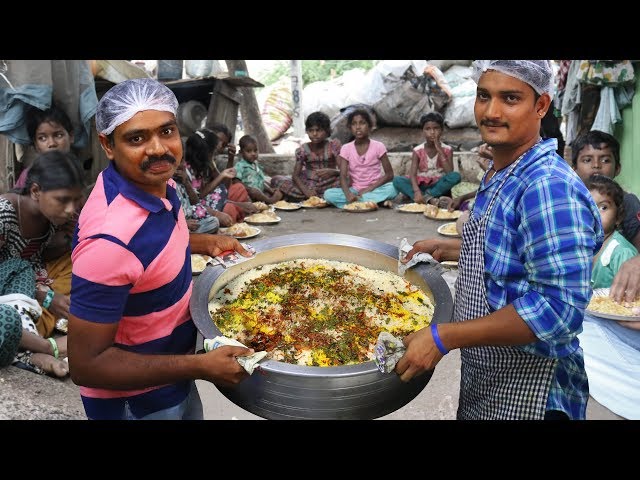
[616,75,640,197]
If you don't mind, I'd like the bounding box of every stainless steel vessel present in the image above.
[190,233,453,419]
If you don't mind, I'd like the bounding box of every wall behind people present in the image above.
[616,74,640,197]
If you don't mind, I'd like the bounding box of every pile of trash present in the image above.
[256,60,479,149]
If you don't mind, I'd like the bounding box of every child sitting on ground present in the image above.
[392,112,460,208]
[270,111,342,201]
[323,109,397,209]
[234,134,283,204]
[172,160,219,234]
[587,174,638,288]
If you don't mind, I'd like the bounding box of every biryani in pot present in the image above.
[208,258,435,366]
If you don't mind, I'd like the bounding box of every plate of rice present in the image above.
[396,203,429,214]
[219,223,261,239]
[586,288,640,321]
[244,211,282,225]
[301,196,329,208]
[273,200,302,211]
[343,201,377,212]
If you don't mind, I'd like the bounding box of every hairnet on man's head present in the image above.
[471,60,555,100]
[95,78,179,135]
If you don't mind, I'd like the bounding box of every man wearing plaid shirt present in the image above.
[398,61,603,420]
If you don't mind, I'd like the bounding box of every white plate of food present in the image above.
[395,203,429,214]
[244,211,282,225]
[219,223,261,239]
[273,200,302,211]
[300,196,329,208]
[423,204,463,221]
[191,254,214,275]
[437,222,461,237]
[343,201,378,212]
[252,201,270,212]
[586,288,640,322]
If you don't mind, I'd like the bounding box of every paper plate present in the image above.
[300,196,329,208]
[273,202,302,211]
[586,288,640,322]
[244,214,282,225]
[343,202,378,212]
[301,202,329,208]
[395,203,429,214]
[219,226,261,240]
[424,209,463,221]
[191,254,213,275]
[437,222,461,237]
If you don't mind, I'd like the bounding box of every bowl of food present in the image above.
[190,233,453,419]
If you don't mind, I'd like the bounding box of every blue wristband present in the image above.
[431,323,448,355]
[42,289,55,309]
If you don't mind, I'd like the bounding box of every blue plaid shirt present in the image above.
[472,138,604,419]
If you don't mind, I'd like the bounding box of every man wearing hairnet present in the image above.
[399,61,603,419]
[67,78,254,420]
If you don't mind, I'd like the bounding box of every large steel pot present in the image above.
[190,233,453,419]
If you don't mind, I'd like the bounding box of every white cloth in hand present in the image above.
[398,237,438,276]
[374,332,406,374]
[203,336,267,374]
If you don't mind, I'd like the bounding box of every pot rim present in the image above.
[190,232,453,376]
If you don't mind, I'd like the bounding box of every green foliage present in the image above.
[258,61,289,87]
[302,60,378,84]
[258,60,379,87]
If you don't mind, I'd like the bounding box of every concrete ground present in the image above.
[0,205,623,420]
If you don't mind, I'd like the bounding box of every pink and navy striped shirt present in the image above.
[71,162,195,419]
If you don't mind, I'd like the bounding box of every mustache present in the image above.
[141,154,177,171]
[480,120,508,128]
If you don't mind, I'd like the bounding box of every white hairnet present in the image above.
[471,60,555,100]
[95,78,179,135]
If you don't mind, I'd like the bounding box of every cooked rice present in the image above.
[208,258,435,366]
[344,201,377,211]
[588,296,640,317]
[301,196,327,207]
[399,203,428,212]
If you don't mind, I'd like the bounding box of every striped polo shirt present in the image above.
[70,162,195,420]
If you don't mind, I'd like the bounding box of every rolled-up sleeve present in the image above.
[512,177,602,349]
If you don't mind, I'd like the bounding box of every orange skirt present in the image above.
[224,182,250,222]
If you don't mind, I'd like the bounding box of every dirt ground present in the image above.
[0,205,623,420]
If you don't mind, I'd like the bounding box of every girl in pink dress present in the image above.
[324,109,397,209]
[392,112,461,208]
